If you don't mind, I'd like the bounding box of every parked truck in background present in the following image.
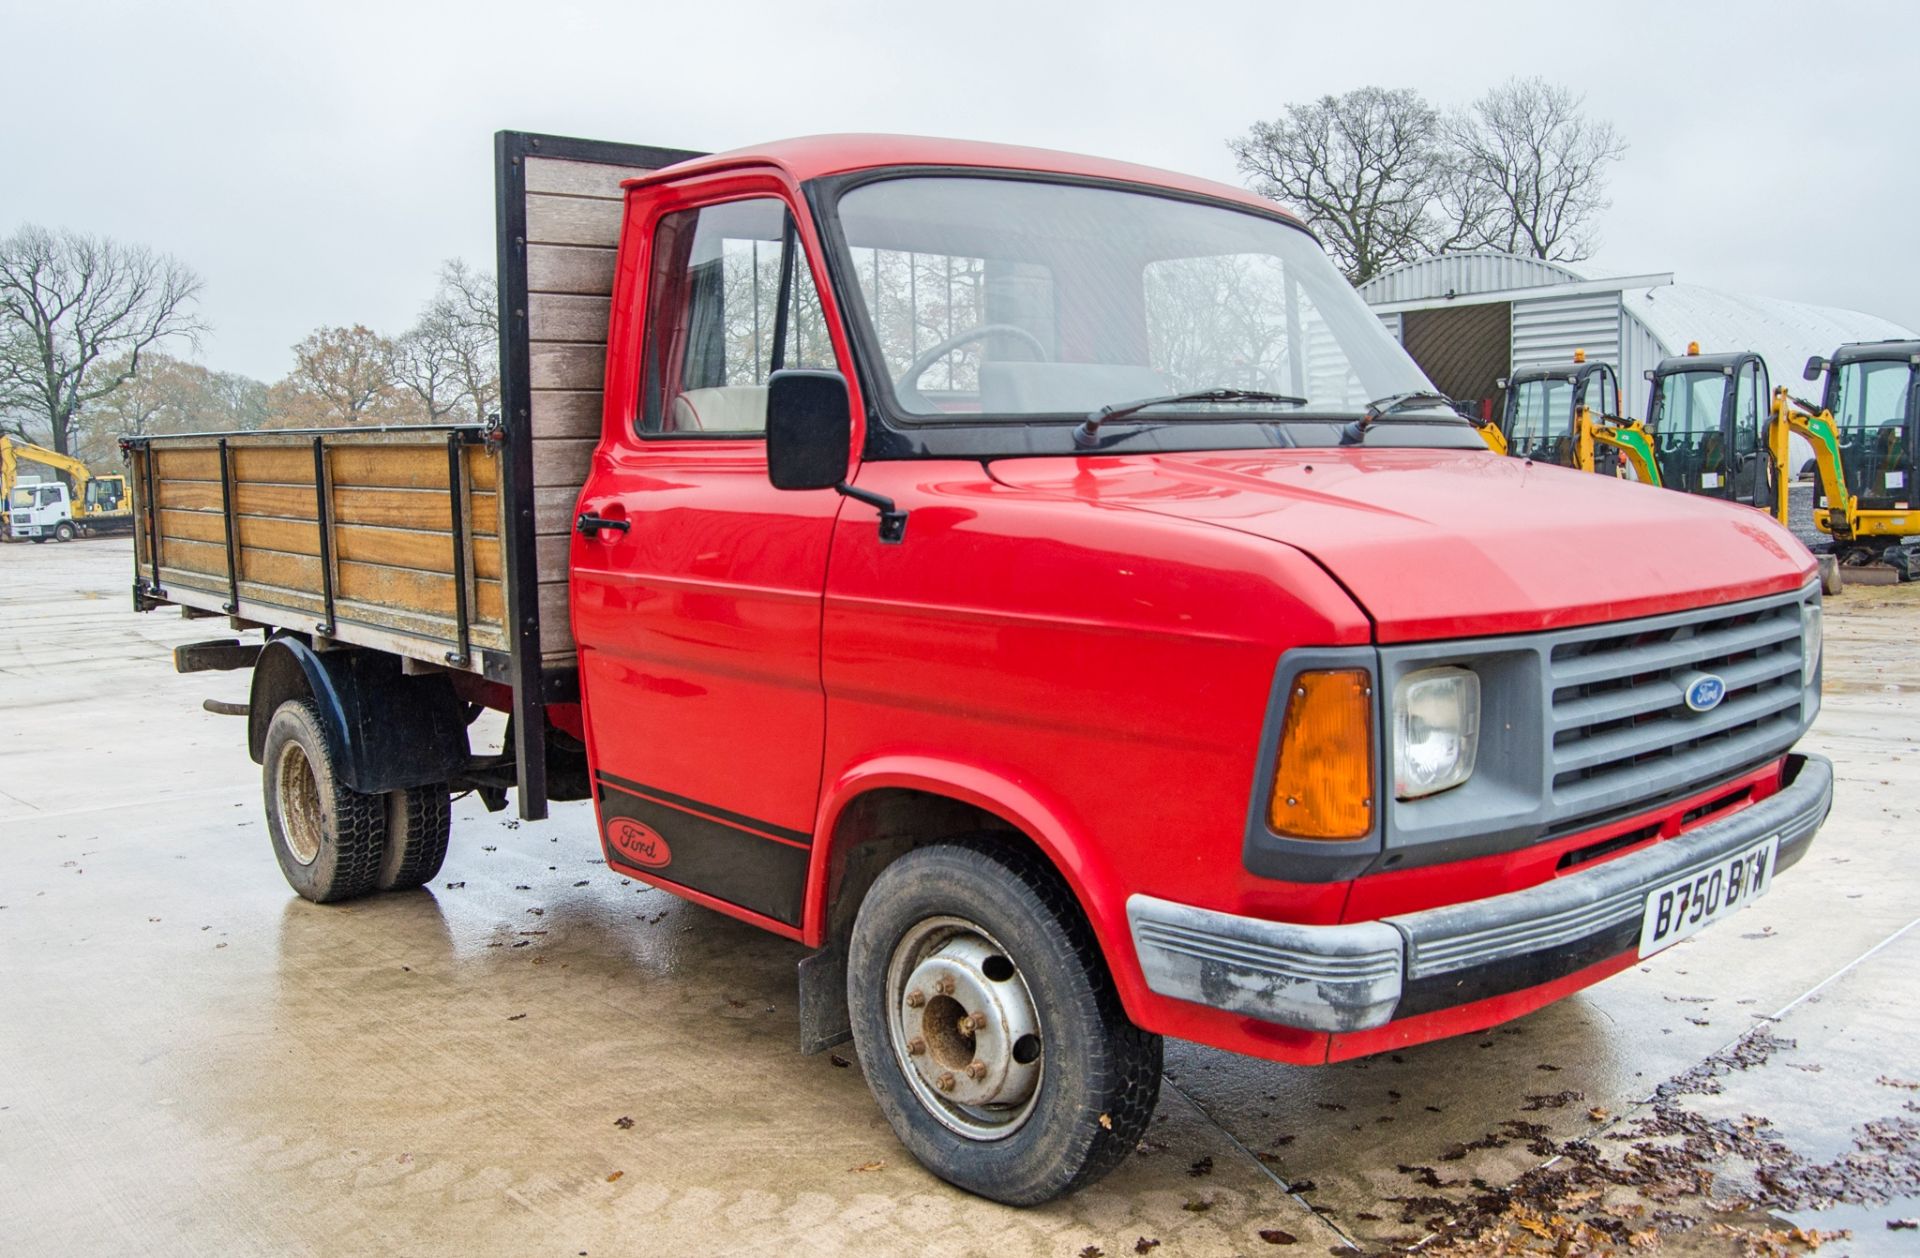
[125,132,1834,1205]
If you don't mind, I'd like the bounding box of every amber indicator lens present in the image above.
[1267,669,1374,840]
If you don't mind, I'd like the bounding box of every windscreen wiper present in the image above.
[1338,391,1460,446]
[1074,388,1308,449]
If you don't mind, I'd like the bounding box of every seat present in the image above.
[670,386,769,433]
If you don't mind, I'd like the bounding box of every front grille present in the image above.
[1547,594,1808,818]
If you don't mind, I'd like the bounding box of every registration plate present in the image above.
[1637,836,1779,957]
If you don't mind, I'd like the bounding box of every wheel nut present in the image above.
[906,1037,926,1056]
[905,989,926,1008]
[965,1012,988,1032]
[937,1072,956,1092]
[934,976,956,996]
[966,1060,988,1081]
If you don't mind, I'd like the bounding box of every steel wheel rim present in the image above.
[275,741,324,866]
[885,914,1045,1142]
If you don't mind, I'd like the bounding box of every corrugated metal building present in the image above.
[1358,251,1914,422]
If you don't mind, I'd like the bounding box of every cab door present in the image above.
[570,179,848,933]
[1728,357,1772,509]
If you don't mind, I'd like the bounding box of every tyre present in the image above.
[53,521,76,542]
[262,699,385,903]
[846,840,1162,1205]
[378,784,451,891]
[30,536,47,544]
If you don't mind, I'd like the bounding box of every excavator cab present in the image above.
[1645,349,1774,511]
[1497,358,1621,467]
[83,474,128,515]
[1805,341,1919,513]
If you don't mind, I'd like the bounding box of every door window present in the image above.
[638,197,834,437]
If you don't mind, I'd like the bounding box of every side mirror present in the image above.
[1495,377,1508,390]
[766,370,851,491]
[1803,356,1827,383]
[765,369,909,543]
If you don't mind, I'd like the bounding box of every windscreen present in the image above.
[1652,370,1730,493]
[1506,378,1575,464]
[831,177,1432,426]
[1830,359,1911,500]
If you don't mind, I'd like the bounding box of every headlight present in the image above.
[1393,667,1480,800]
[1801,602,1823,682]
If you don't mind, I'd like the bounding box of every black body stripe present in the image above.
[595,772,813,845]
[598,788,809,926]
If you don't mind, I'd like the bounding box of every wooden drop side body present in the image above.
[129,132,704,820]
[128,428,510,677]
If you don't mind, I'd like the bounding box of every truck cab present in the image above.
[8,481,76,542]
[1803,340,1919,513]
[1645,347,1775,510]
[1495,357,1621,466]
[128,133,1833,1207]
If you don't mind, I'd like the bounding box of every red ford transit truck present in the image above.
[126,132,1831,1204]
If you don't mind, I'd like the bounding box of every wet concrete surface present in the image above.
[3,538,1917,1255]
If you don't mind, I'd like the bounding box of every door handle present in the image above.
[575,511,631,538]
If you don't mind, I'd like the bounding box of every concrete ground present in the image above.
[2,538,1916,1257]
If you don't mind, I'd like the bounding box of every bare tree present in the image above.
[393,322,465,422]
[0,225,205,458]
[410,261,500,423]
[1448,78,1626,262]
[1230,87,1459,284]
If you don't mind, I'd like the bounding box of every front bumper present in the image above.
[1129,753,1833,1034]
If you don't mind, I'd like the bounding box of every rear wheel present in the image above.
[846,841,1162,1205]
[378,784,451,890]
[262,699,385,903]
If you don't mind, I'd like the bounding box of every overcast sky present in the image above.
[5,0,1916,384]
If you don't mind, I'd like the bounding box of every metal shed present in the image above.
[1358,251,1914,423]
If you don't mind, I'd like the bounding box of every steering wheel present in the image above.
[893,323,1050,405]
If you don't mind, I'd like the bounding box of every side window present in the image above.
[1733,362,1761,456]
[638,197,833,437]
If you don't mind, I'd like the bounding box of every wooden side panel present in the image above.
[131,432,508,666]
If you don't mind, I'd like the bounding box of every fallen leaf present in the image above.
[1627,1227,1658,1248]
[1257,1229,1297,1245]
[1181,1198,1212,1213]
[1133,1241,1160,1255]
[1188,1156,1214,1178]
[613,1116,634,1129]
[605,1170,622,1182]
[1079,1247,1104,1258]
[506,1013,527,1021]
[1099,1113,1113,1130]
[828,1054,851,1068]
[1588,1107,1610,1122]
[849,1160,885,1173]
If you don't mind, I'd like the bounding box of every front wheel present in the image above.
[53,521,76,542]
[847,841,1162,1205]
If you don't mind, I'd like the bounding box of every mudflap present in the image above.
[797,943,851,1056]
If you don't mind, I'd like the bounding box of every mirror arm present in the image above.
[835,483,908,544]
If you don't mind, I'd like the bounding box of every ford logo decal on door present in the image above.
[1681,672,1726,713]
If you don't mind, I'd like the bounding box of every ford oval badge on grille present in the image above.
[1681,672,1726,713]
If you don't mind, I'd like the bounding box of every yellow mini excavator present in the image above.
[1771,340,1919,578]
[1479,351,1659,483]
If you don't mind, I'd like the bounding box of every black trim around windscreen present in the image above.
[803,167,1481,463]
